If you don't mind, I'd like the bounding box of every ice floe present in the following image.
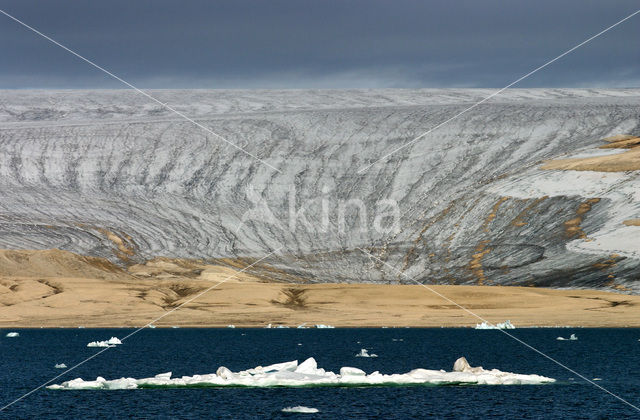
[315,324,335,329]
[355,349,378,358]
[55,363,67,369]
[282,406,319,414]
[5,332,19,337]
[47,356,555,390]
[475,320,515,330]
[556,334,578,341]
[87,337,122,348]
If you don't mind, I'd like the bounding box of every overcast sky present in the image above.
[0,0,638,89]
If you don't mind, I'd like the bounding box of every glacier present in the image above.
[1,89,639,290]
[46,356,555,390]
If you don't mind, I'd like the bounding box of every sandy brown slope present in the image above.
[1,249,639,328]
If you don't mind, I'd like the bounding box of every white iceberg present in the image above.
[5,332,19,337]
[87,337,123,347]
[556,334,578,341]
[355,349,378,358]
[227,325,236,329]
[315,324,335,329]
[47,356,555,390]
[282,406,319,414]
[475,320,515,330]
[55,363,67,369]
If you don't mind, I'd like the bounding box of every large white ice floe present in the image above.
[86,337,122,348]
[46,356,555,390]
[282,406,319,413]
[475,320,515,330]
[355,348,378,358]
[5,332,19,337]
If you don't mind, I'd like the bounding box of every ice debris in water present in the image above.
[355,349,378,358]
[5,332,19,337]
[282,406,319,414]
[556,334,578,341]
[47,356,555,390]
[315,324,335,329]
[475,320,515,330]
[87,337,122,347]
[55,363,67,369]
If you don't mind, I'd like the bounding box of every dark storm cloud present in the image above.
[0,0,638,88]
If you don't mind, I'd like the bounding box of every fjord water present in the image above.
[1,328,638,418]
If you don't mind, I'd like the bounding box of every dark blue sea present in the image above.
[1,328,639,419]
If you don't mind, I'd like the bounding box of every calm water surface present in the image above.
[1,328,639,419]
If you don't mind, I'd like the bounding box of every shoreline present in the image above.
[3,280,639,328]
[2,249,639,329]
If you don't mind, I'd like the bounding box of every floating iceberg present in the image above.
[5,332,19,337]
[55,363,67,369]
[475,320,515,330]
[47,356,555,390]
[315,324,335,329]
[87,337,123,348]
[556,334,578,341]
[355,349,378,358]
[282,406,319,414]
[227,325,236,329]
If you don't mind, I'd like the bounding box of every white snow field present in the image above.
[0,89,639,290]
[47,356,554,390]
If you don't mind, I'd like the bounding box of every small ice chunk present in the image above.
[216,366,232,379]
[475,320,515,330]
[315,324,335,329]
[5,332,19,337]
[557,334,578,341]
[282,406,319,413]
[227,325,235,328]
[87,337,122,347]
[54,363,67,369]
[340,367,366,376]
[355,349,378,358]
[295,358,318,374]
